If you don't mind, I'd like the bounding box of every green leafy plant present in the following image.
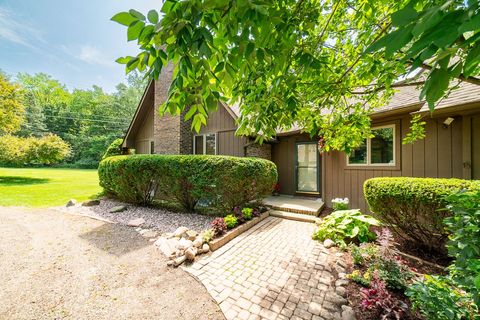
[224,214,238,229]
[347,269,372,287]
[242,207,253,220]
[202,229,215,243]
[364,177,480,253]
[444,190,480,306]
[407,276,478,320]
[312,209,381,247]
[350,243,378,266]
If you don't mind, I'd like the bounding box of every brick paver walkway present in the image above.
[185,217,353,320]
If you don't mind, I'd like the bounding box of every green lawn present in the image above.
[0,167,102,207]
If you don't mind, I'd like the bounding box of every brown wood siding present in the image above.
[472,115,480,179]
[323,114,465,212]
[199,104,246,157]
[218,130,246,157]
[134,106,154,154]
[271,134,320,196]
[200,104,237,133]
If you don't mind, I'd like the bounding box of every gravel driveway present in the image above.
[0,206,224,320]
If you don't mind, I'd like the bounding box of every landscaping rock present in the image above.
[173,255,186,267]
[154,237,178,257]
[193,237,203,248]
[140,229,157,238]
[81,199,100,207]
[185,247,197,261]
[341,306,356,320]
[166,260,174,266]
[109,205,127,213]
[66,199,77,207]
[177,238,193,251]
[202,243,210,253]
[323,239,335,248]
[186,230,198,241]
[336,286,347,298]
[173,226,189,238]
[127,218,145,227]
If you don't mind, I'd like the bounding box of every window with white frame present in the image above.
[193,133,216,155]
[347,125,395,166]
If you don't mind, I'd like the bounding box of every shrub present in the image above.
[102,138,123,160]
[0,134,71,166]
[211,218,227,236]
[242,207,253,220]
[312,209,381,247]
[98,154,277,210]
[224,214,238,229]
[364,177,480,253]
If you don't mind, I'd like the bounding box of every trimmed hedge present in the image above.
[98,154,277,212]
[364,177,480,253]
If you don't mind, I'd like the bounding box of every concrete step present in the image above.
[269,210,320,224]
[264,196,324,216]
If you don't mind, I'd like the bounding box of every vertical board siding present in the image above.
[218,131,245,157]
[424,119,438,177]
[323,114,466,212]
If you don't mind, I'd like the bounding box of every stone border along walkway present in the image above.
[184,217,355,320]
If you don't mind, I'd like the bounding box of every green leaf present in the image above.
[412,6,443,37]
[391,4,419,27]
[161,0,176,14]
[422,68,450,111]
[127,21,145,41]
[464,43,480,76]
[147,10,159,24]
[115,56,132,64]
[367,25,414,57]
[129,9,146,21]
[111,12,137,26]
[214,62,225,73]
[458,13,480,33]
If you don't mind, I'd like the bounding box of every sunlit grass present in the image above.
[0,167,101,207]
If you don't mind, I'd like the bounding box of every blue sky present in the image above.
[0,0,158,92]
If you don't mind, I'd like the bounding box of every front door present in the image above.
[295,142,320,193]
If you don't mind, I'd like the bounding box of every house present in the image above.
[123,65,480,212]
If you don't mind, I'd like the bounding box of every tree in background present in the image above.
[113,0,480,151]
[11,71,146,167]
[0,71,24,134]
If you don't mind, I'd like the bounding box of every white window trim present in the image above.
[346,124,396,167]
[193,133,217,155]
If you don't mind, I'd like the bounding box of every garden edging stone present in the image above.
[208,211,270,252]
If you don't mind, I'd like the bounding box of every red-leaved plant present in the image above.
[211,217,227,236]
[361,271,408,319]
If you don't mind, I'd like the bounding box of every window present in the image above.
[193,134,216,155]
[347,125,395,166]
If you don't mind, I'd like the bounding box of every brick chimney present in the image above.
[153,63,193,154]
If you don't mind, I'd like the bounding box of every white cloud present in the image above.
[61,44,115,68]
[0,7,44,48]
